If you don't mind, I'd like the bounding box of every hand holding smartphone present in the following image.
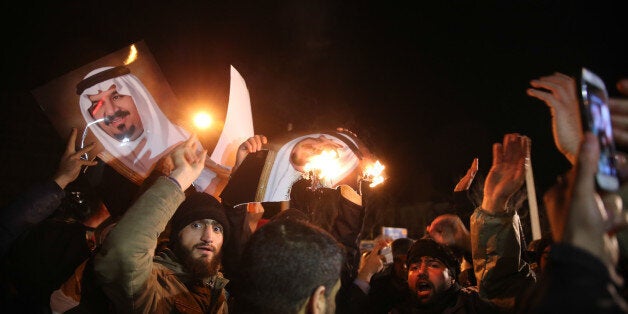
[379,245,393,266]
[580,67,620,192]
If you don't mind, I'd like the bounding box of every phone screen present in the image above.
[581,68,619,191]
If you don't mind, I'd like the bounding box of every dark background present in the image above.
[1,1,627,235]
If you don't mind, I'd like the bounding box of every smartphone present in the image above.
[379,245,393,266]
[580,67,620,192]
[381,226,408,240]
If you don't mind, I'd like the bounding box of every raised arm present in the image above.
[520,132,628,313]
[527,72,582,165]
[94,135,206,301]
[480,134,528,214]
[233,134,267,172]
[471,133,535,311]
[53,128,99,189]
[428,214,471,253]
[454,158,479,193]
[0,128,97,258]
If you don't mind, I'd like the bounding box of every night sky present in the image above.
[1,1,627,214]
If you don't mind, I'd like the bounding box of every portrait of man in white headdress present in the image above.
[75,65,196,181]
[221,128,382,210]
[33,41,253,198]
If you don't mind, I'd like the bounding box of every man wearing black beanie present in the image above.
[389,237,497,313]
[94,135,230,313]
[166,190,230,286]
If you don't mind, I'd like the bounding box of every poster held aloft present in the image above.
[220,149,276,208]
[220,128,384,210]
[32,41,254,205]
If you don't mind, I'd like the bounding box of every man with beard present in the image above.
[387,134,535,314]
[93,135,230,313]
[391,238,497,314]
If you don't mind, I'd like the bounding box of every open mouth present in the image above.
[415,281,432,297]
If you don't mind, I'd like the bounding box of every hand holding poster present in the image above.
[32,41,252,200]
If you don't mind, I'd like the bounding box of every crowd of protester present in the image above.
[1,72,628,314]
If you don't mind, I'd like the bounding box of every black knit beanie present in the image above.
[169,191,230,245]
[406,237,461,278]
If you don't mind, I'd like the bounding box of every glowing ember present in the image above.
[363,160,385,187]
[193,112,213,129]
[303,150,342,185]
[124,44,138,65]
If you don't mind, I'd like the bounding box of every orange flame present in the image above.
[124,44,138,65]
[363,160,385,187]
[302,150,342,184]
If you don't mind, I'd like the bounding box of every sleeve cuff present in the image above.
[353,278,370,295]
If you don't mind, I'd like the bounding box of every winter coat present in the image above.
[94,177,228,313]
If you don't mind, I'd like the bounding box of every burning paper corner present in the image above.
[363,160,385,187]
[124,44,138,65]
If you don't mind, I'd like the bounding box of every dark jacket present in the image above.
[0,180,67,312]
[3,218,92,312]
[366,266,412,314]
[391,285,498,314]
[516,243,628,314]
[0,180,65,258]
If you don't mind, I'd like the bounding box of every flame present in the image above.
[124,44,138,65]
[363,160,385,187]
[303,150,342,184]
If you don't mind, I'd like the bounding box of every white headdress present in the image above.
[78,66,216,191]
[262,133,359,202]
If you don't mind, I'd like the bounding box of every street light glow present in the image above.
[193,112,213,129]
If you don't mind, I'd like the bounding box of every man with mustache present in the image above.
[345,235,496,314]
[345,134,531,313]
[94,135,231,313]
[396,238,497,314]
[85,83,143,142]
[77,66,221,192]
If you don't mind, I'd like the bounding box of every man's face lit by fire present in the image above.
[407,256,455,304]
[87,84,144,142]
[290,135,343,172]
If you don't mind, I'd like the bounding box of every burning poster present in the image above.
[220,128,385,208]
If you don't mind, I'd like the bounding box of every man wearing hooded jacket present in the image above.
[94,135,230,313]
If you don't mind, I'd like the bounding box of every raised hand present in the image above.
[357,235,392,283]
[169,134,207,191]
[454,158,479,192]
[234,135,268,172]
[481,133,529,214]
[527,72,582,165]
[53,128,98,189]
[544,132,619,267]
[427,214,471,252]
